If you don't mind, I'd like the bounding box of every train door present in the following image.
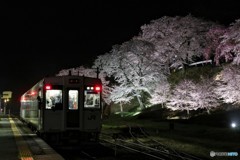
[44,85,63,131]
[66,89,80,128]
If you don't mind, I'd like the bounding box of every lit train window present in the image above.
[84,90,100,108]
[68,90,78,110]
[45,90,63,110]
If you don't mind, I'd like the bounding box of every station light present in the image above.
[4,98,9,103]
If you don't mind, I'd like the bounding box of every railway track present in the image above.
[130,125,203,160]
[100,125,204,160]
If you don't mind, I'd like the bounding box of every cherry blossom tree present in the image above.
[149,80,170,107]
[203,26,226,61]
[167,79,198,115]
[94,39,167,110]
[213,19,240,65]
[137,15,219,72]
[167,78,219,115]
[108,85,134,116]
[57,66,98,77]
[194,78,219,114]
[214,65,240,105]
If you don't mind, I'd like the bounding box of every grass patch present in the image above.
[102,114,240,160]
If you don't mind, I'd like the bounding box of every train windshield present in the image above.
[46,90,63,110]
[68,90,78,110]
[84,91,100,108]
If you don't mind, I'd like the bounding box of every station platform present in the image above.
[0,114,65,160]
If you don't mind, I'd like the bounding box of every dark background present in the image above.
[1,0,240,111]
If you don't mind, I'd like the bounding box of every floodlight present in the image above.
[231,122,237,128]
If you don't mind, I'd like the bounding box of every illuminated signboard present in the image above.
[2,91,12,99]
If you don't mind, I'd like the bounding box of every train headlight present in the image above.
[85,85,101,92]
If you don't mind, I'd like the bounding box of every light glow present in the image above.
[31,91,36,95]
[95,86,101,91]
[45,85,52,90]
[231,122,237,128]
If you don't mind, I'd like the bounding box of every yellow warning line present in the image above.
[9,116,34,160]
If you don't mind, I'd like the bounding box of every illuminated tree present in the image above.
[94,39,167,109]
[205,19,240,65]
[138,15,219,71]
[109,85,133,115]
[203,26,226,61]
[167,79,198,115]
[194,78,219,114]
[149,80,170,107]
[109,85,133,104]
[213,19,240,65]
[167,78,219,115]
[57,66,98,77]
[214,65,240,105]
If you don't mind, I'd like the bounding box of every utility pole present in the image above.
[92,67,100,78]
[96,67,99,78]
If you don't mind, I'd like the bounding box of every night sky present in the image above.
[1,0,240,107]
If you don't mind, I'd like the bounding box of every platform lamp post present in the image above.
[4,98,9,115]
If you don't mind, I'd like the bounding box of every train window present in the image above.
[45,90,63,110]
[84,91,100,108]
[68,90,78,110]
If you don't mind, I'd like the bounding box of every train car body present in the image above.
[20,75,102,143]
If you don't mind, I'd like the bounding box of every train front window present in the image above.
[45,90,63,110]
[84,91,100,108]
[68,90,78,110]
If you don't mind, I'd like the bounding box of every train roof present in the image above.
[20,75,102,98]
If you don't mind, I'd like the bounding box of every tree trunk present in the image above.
[187,109,189,116]
[136,95,145,110]
[119,102,123,117]
[207,109,211,114]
